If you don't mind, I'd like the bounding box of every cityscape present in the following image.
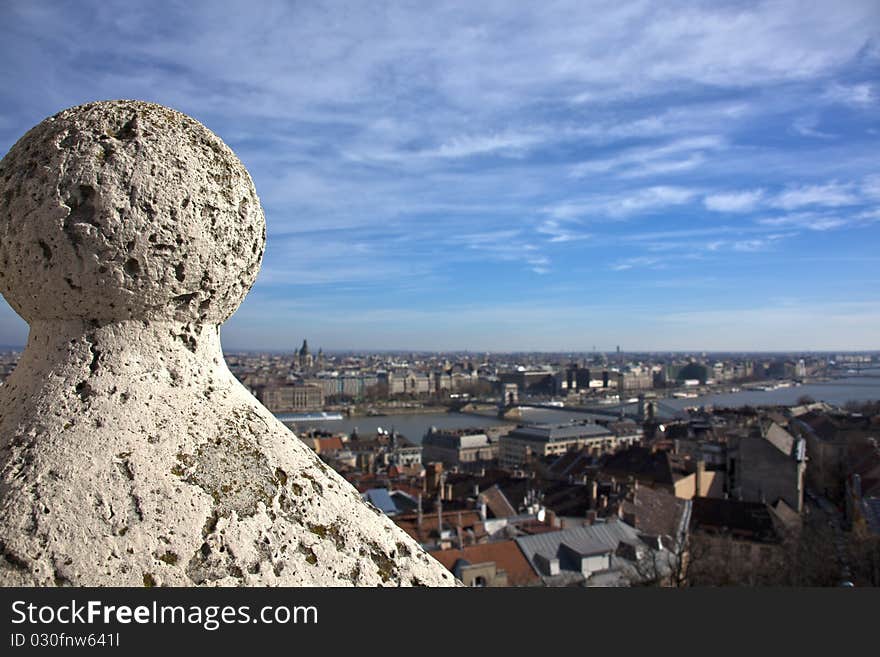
[3,343,878,586]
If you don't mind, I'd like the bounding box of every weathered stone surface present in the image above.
[0,101,456,586]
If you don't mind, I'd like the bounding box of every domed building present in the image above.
[297,338,314,371]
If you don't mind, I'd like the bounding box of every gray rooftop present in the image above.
[362,488,397,516]
[423,431,490,449]
[516,521,676,586]
[516,520,641,564]
[507,423,612,443]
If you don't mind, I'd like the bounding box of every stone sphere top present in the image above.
[0,100,265,324]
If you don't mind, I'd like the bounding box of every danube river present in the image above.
[656,372,880,413]
[280,371,880,444]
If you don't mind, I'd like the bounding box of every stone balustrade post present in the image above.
[0,100,455,586]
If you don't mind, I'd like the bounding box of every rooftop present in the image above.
[508,423,612,443]
[430,540,540,586]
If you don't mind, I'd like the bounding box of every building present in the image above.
[728,421,806,512]
[296,338,313,371]
[393,509,486,550]
[572,368,612,390]
[790,410,868,500]
[618,484,691,547]
[599,446,722,500]
[430,540,541,586]
[314,373,380,401]
[422,428,498,468]
[515,519,675,586]
[616,370,654,391]
[674,362,708,384]
[846,437,880,536]
[499,370,556,396]
[433,371,453,394]
[300,434,345,456]
[499,423,615,469]
[254,382,324,412]
[388,436,423,469]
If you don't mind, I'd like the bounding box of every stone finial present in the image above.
[0,100,456,586]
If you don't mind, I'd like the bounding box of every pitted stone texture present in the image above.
[0,100,264,323]
[0,101,456,587]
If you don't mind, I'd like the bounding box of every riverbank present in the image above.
[329,405,450,418]
[276,372,880,442]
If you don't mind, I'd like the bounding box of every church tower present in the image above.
[298,338,313,371]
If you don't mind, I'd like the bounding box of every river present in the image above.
[279,371,880,444]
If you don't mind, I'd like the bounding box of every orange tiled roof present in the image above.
[316,436,344,453]
[430,540,539,586]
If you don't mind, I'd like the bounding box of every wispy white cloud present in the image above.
[430,132,545,159]
[346,130,548,163]
[570,136,723,179]
[822,82,876,107]
[622,226,758,242]
[448,229,556,275]
[608,186,700,215]
[526,254,551,275]
[536,220,590,243]
[457,230,524,249]
[701,177,877,220]
[703,189,764,212]
[545,186,699,220]
[861,174,880,199]
[771,182,861,210]
[612,256,663,271]
[757,208,879,231]
[700,231,796,253]
[730,238,781,252]
[569,102,753,146]
[791,115,833,139]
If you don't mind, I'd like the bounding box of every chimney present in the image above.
[626,479,638,503]
[437,494,443,540]
[696,459,705,498]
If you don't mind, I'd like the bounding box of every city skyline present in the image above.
[1,1,879,351]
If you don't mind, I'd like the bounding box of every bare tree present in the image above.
[846,531,880,586]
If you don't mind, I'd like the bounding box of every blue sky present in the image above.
[1,0,878,352]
